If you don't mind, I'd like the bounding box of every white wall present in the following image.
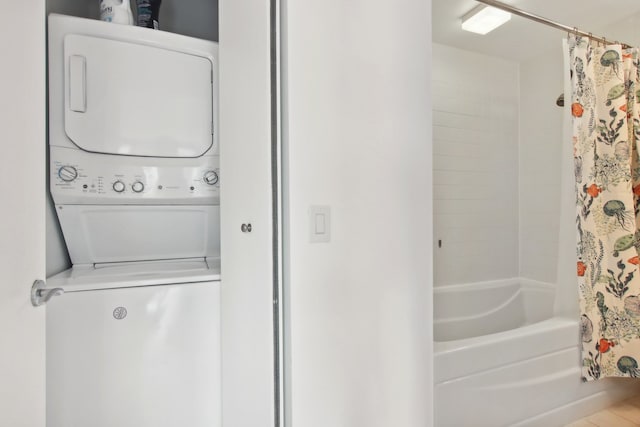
[0,1,47,425]
[282,0,432,425]
[432,43,519,287]
[518,48,564,284]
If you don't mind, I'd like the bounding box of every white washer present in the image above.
[46,14,221,427]
[46,260,221,427]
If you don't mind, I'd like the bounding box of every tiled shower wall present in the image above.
[519,51,563,285]
[432,43,519,286]
[433,43,565,287]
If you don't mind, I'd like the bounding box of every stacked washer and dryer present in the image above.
[45,14,221,427]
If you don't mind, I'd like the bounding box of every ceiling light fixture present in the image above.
[461,4,511,35]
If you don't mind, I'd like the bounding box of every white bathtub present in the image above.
[434,278,640,427]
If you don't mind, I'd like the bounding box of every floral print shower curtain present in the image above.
[570,35,640,380]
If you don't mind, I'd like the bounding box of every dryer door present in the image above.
[64,34,214,158]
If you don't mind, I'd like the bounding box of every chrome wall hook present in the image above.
[31,280,64,307]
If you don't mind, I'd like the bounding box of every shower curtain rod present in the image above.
[475,0,632,49]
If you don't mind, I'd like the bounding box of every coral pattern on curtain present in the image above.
[570,35,640,381]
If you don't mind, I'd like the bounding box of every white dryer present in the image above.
[45,14,221,427]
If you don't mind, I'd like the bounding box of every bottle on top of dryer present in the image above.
[100,0,134,25]
[136,0,162,29]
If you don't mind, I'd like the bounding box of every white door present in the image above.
[0,1,47,426]
[219,0,279,425]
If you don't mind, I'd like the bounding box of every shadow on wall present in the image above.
[45,0,218,41]
[46,191,70,277]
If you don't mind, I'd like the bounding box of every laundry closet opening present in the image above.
[45,0,219,277]
[42,2,222,426]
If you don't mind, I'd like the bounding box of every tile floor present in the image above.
[567,395,640,426]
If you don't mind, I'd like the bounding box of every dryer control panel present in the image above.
[50,146,219,205]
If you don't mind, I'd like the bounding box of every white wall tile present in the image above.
[519,48,564,284]
[434,42,565,287]
[433,43,520,286]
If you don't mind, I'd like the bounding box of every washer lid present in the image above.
[63,34,215,158]
[46,258,221,292]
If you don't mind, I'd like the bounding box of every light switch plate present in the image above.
[309,205,331,243]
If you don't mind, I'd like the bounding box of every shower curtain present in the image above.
[570,35,640,380]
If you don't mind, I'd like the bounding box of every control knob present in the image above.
[58,165,78,182]
[113,180,126,193]
[132,181,144,193]
[203,170,219,185]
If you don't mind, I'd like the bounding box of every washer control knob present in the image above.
[203,170,219,185]
[113,181,126,193]
[58,165,78,182]
[132,181,144,193]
